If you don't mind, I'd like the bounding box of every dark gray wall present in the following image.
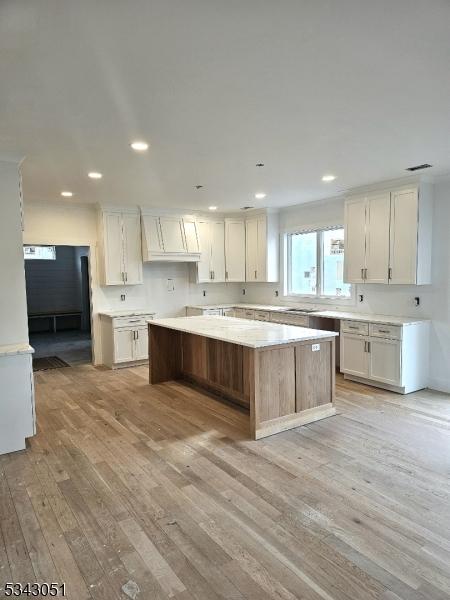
[25,246,86,314]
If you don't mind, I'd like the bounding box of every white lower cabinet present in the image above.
[114,329,135,363]
[341,334,369,378]
[0,348,35,455]
[368,337,401,385]
[340,319,429,393]
[101,313,154,368]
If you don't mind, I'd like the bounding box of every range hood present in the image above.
[141,212,201,263]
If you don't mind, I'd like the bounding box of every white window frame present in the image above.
[23,245,57,260]
[284,225,355,305]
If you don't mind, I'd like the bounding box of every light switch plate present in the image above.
[167,278,175,292]
[312,344,320,352]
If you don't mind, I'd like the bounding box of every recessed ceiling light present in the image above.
[60,191,73,197]
[130,141,149,151]
[255,192,266,200]
[322,174,336,182]
[88,171,102,179]
[208,206,217,211]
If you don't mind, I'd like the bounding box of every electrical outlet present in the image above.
[275,290,279,297]
[242,288,246,295]
[414,297,420,307]
[120,294,126,301]
[358,294,364,303]
[203,290,206,297]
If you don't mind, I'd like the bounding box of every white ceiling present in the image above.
[1,0,450,211]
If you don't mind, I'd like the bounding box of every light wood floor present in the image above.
[1,365,450,600]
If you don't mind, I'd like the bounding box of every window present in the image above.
[287,227,351,298]
[24,245,56,260]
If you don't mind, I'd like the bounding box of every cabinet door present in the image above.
[389,188,419,284]
[225,220,246,281]
[256,216,267,281]
[368,338,401,385]
[159,217,187,253]
[122,213,143,284]
[340,334,369,377]
[113,329,134,363]
[134,327,149,361]
[245,218,258,281]
[210,221,226,282]
[365,192,390,284]
[103,212,125,285]
[196,221,212,282]
[344,198,367,283]
[183,220,200,254]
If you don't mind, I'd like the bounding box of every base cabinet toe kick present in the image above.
[148,318,338,440]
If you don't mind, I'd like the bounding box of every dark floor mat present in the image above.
[33,356,71,371]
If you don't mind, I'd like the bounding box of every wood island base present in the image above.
[149,323,336,440]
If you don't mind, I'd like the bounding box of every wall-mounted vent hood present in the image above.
[141,210,201,263]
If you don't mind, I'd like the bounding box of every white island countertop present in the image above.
[149,316,338,349]
[99,309,156,318]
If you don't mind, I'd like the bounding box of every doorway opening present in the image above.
[24,245,93,369]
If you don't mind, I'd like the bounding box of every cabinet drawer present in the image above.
[254,310,270,321]
[112,315,153,328]
[203,309,222,316]
[341,320,369,335]
[369,323,402,339]
[242,309,255,320]
[270,313,309,327]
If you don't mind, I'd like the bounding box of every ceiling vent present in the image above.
[241,206,254,210]
[406,163,432,172]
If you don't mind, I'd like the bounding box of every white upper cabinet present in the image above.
[225,219,246,282]
[196,220,225,282]
[122,213,144,285]
[141,211,200,262]
[365,192,391,284]
[98,208,143,286]
[245,218,258,281]
[210,221,226,282]
[389,189,432,284]
[245,212,279,282]
[344,183,433,285]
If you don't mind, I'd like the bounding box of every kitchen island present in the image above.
[149,316,338,439]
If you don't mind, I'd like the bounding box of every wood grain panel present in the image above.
[181,332,207,379]
[149,325,182,383]
[296,340,332,411]
[207,339,243,394]
[257,347,296,422]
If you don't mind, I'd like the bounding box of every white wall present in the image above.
[23,202,241,364]
[244,182,450,393]
[0,161,29,346]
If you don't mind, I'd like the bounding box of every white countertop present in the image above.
[0,343,34,357]
[186,303,427,326]
[150,316,338,349]
[311,310,427,325]
[99,309,156,318]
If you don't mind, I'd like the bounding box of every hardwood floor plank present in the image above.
[1,365,449,600]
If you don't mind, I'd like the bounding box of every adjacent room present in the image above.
[24,244,92,369]
[1,2,450,599]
